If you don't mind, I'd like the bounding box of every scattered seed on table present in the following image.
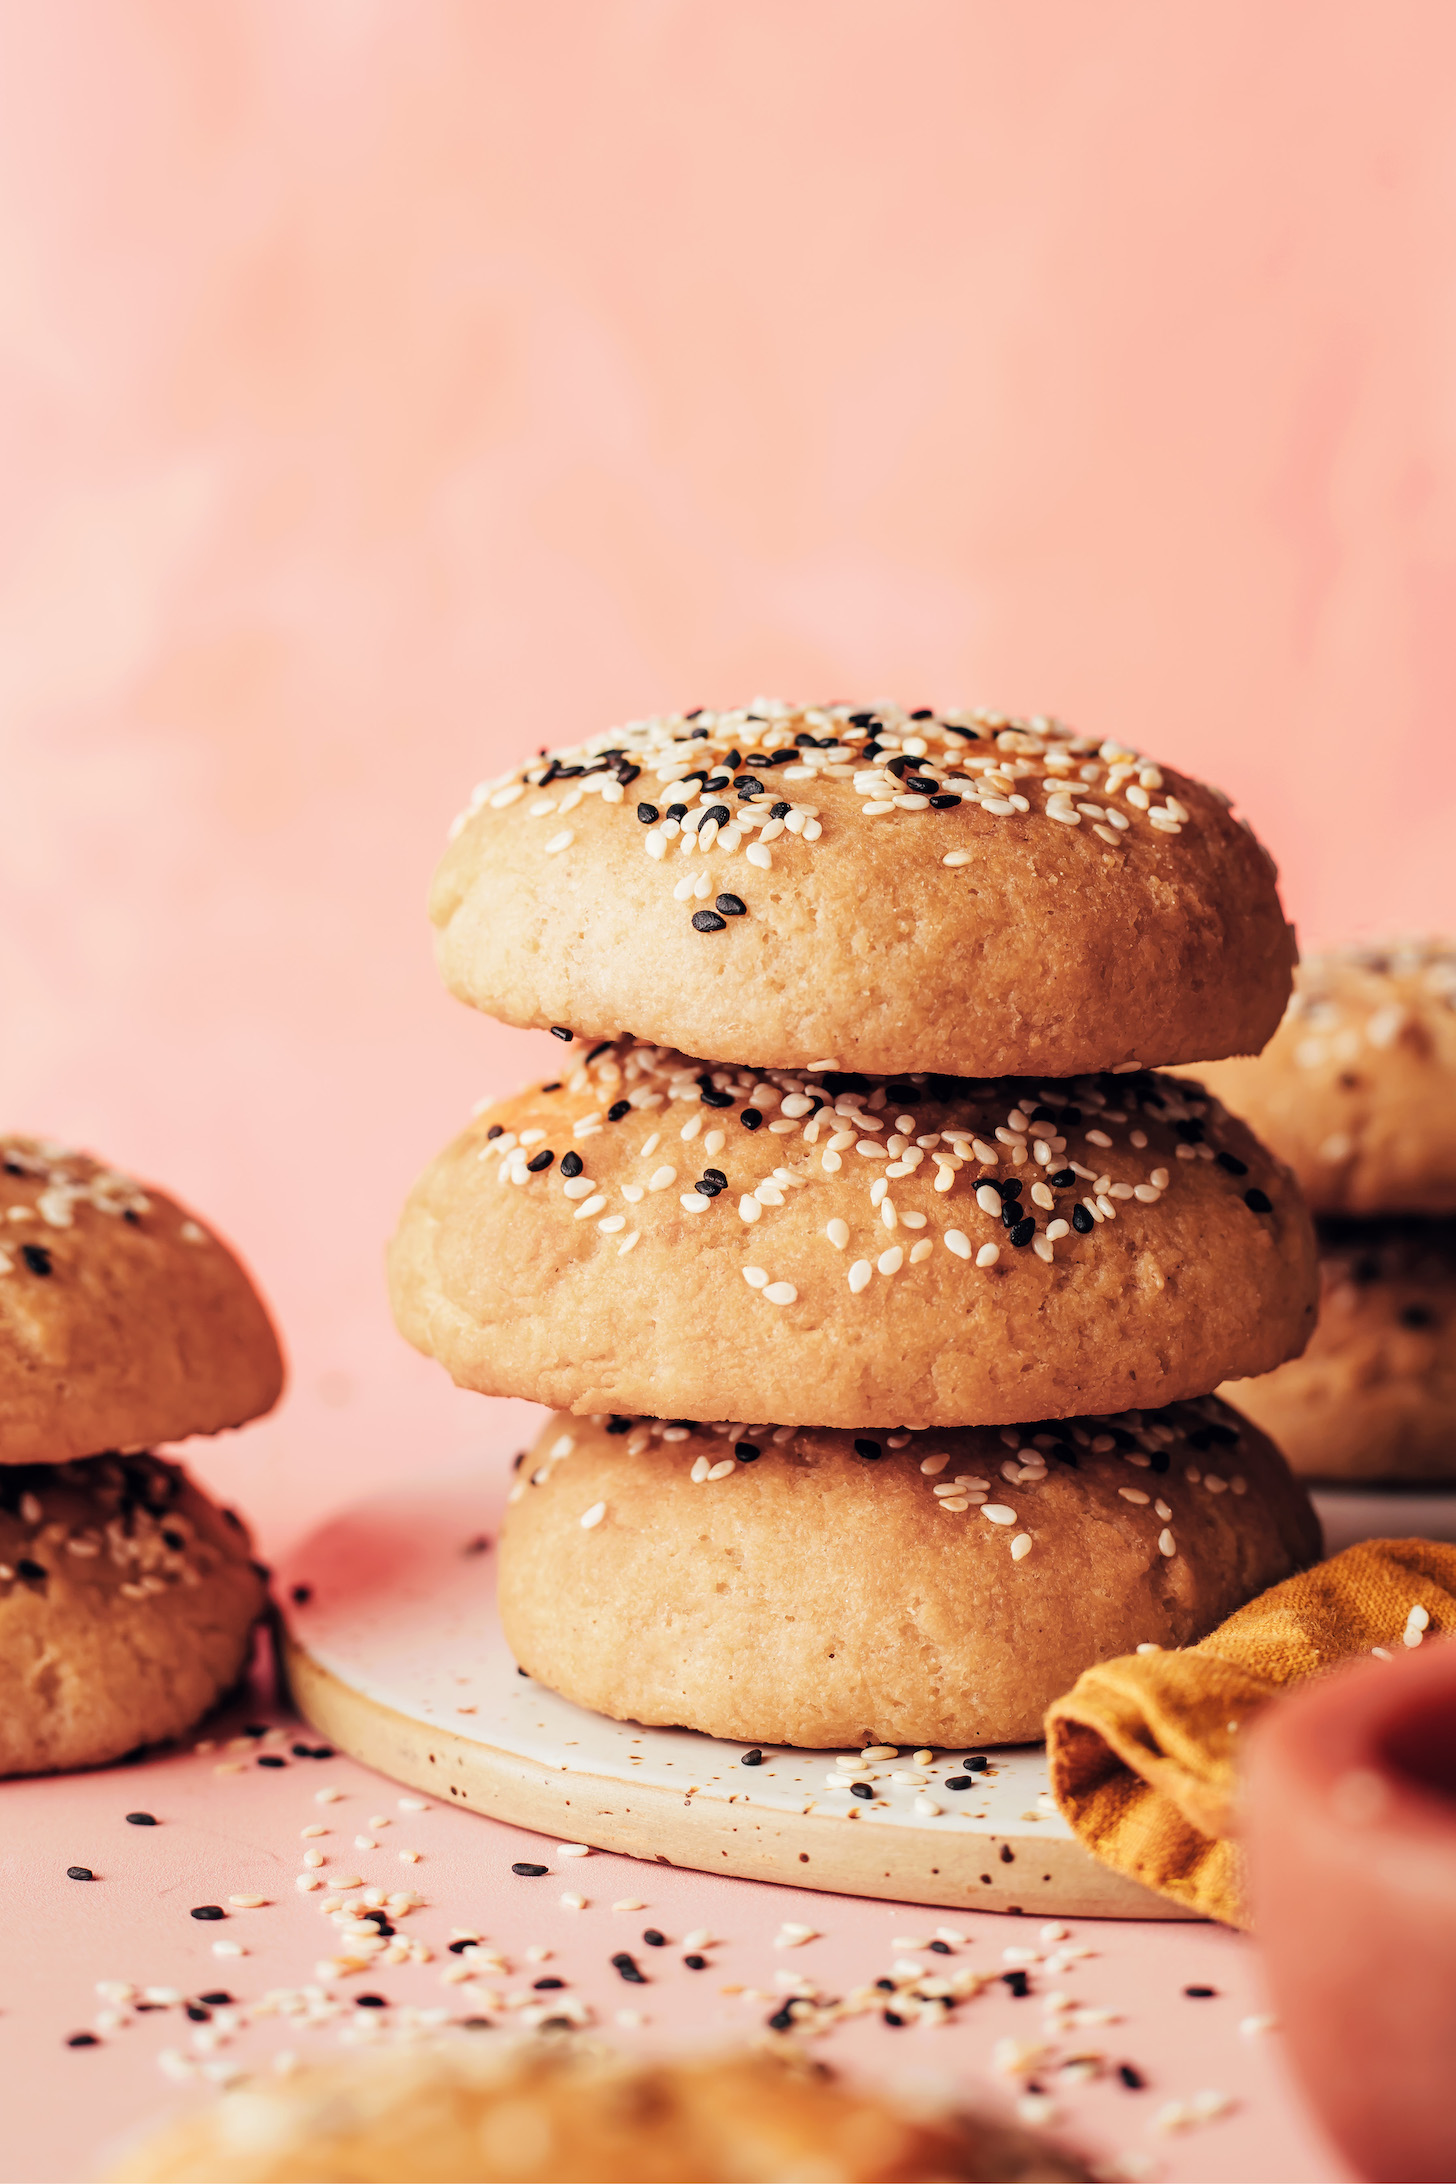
[66,1866,95,1881]
[1185,1984,1217,1998]
[512,1862,548,1877]
[642,1929,667,1947]
[611,1953,648,1984]
[189,1906,225,1921]
[1119,2064,1146,2089]
[124,1813,157,1827]
[741,1748,764,1765]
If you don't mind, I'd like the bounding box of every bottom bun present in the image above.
[0,1454,266,1776]
[1221,1219,1456,1484]
[108,2039,1088,2183]
[499,1400,1318,1749]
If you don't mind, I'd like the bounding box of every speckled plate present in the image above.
[278,1473,1182,1919]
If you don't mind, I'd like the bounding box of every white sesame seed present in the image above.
[647,1166,676,1191]
[826,1218,849,1248]
[1011,1534,1033,1560]
[982,1504,1017,1526]
[976,1242,1001,1267]
[690,1455,711,1482]
[1158,1529,1176,1556]
[739,1195,762,1222]
[942,850,973,866]
[573,1194,606,1219]
[848,1259,872,1292]
[909,1239,932,1262]
[580,1502,606,1530]
[762,1281,798,1305]
[544,829,574,855]
[706,1459,736,1481]
[742,1266,768,1289]
[1118,1487,1150,1504]
[617,1230,640,1254]
[877,1245,904,1275]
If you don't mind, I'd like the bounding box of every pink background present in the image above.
[2,0,1455,1548]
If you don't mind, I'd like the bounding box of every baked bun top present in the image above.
[107,2040,1089,2183]
[1193,939,1456,1214]
[0,1138,284,1464]
[389,1041,1317,1429]
[431,700,1294,1077]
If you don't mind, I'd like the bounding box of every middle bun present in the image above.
[389,1044,1317,1429]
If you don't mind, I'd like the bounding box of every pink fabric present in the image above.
[1,1,1453,1549]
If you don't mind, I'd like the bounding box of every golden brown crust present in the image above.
[1191,940,1456,1215]
[431,701,1294,1077]
[498,1405,1319,1749]
[108,2040,1089,2183]
[1220,1220,1456,1484]
[388,1044,1318,1429]
[0,1455,266,1775]
[0,1138,284,1464]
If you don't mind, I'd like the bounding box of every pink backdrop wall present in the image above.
[2,1,1453,1549]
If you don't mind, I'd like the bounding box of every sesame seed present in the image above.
[848,1259,872,1292]
[580,1503,606,1529]
[762,1281,797,1305]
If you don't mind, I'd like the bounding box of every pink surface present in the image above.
[0,1656,1352,2184]
[0,7,1451,2175]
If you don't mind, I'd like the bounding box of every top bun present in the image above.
[432,700,1294,1077]
[0,1137,285,1464]
[1192,940,1456,1215]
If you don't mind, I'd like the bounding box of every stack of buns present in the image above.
[1197,939,1456,1486]
[1,1138,283,1774]
[390,699,1322,1748]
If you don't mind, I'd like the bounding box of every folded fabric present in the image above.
[1044,1538,1456,1926]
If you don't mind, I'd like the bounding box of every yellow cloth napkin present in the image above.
[1044,1537,1456,1926]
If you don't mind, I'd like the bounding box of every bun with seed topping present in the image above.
[1220,1218,1456,1483]
[0,1454,266,1774]
[498,1403,1317,1749]
[387,1042,1317,1430]
[430,701,1294,1078]
[0,1137,284,1465]
[107,2039,1090,2183]
[1191,939,1456,1215]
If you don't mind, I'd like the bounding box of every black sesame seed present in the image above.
[905,775,939,794]
[963,1755,990,1770]
[666,803,688,821]
[185,2003,211,2022]
[532,1976,565,1990]
[910,706,935,719]
[642,1928,667,1946]
[190,1905,225,1920]
[793,731,815,745]
[850,1781,875,1801]
[540,1082,560,1093]
[998,1177,1023,1199]
[125,1812,157,1826]
[448,1939,475,1954]
[636,802,659,823]
[740,1747,764,1764]
[694,1178,724,1198]
[511,1862,548,1877]
[700,1088,733,1106]
[715,893,746,917]
[945,1776,974,1790]
[560,1151,583,1179]
[767,2004,796,2030]
[1244,1188,1273,1214]
[356,1993,387,2008]
[615,763,641,786]
[1071,1205,1095,1234]
[1002,1970,1031,1997]
[1009,1216,1036,1247]
[1119,2063,1146,2089]
[1049,1169,1077,1188]
[882,2009,906,2027]
[610,1952,648,1984]
[734,776,764,797]
[1184,1984,1216,1998]
[585,1042,612,1063]
[770,799,790,817]
[853,1438,883,1461]
[67,1866,95,1881]
[1216,1151,1249,1176]
[684,1954,708,1970]
[735,1443,760,1463]
[257,1754,286,1768]
[702,804,731,827]
[929,1939,954,1955]
[606,1101,631,1122]
[692,910,727,933]
[66,2033,99,2048]
[20,1244,52,1277]
[243,1724,268,1738]
[702,1168,727,1187]
[526,1149,554,1172]
[929,793,962,809]
[198,1991,232,2006]
[740,1109,763,1130]
[549,1026,573,1042]
[606,1415,633,1434]
[486,1123,503,1139]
